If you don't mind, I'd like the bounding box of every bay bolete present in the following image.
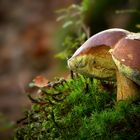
[111,33,140,100]
[67,28,140,101]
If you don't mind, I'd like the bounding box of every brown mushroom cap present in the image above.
[111,33,140,85]
[72,28,129,57]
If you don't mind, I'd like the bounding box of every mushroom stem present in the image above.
[116,71,140,101]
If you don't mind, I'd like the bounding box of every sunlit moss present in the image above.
[14,74,140,140]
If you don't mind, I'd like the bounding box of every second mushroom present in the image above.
[67,28,140,101]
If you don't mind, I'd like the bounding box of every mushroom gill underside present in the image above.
[86,55,116,79]
[68,54,116,80]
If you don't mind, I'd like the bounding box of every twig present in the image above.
[70,70,74,79]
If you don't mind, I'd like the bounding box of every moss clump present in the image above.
[14,75,140,140]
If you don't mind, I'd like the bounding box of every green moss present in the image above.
[14,74,140,140]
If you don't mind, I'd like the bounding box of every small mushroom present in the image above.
[68,28,140,101]
[111,33,140,100]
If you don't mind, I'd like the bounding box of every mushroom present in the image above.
[67,28,140,101]
[111,33,140,100]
